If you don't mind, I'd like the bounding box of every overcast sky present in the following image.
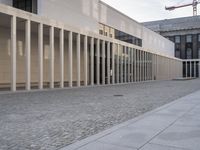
[101,0,200,22]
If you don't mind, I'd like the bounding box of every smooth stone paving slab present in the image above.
[75,141,135,150]
[62,90,200,150]
[140,143,189,150]
[151,124,200,150]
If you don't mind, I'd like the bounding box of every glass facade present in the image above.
[99,23,142,47]
[115,30,142,47]
[198,34,200,42]
[13,0,37,13]
[186,48,192,59]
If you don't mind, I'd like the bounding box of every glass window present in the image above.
[186,35,192,43]
[99,24,104,35]
[186,48,192,59]
[198,34,200,42]
[99,23,142,47]
[175,50,180,58]
[198,48,200,58]
[175,36,180,43]
[13,0,37,13]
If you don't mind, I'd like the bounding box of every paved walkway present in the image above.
[61,90,200,150]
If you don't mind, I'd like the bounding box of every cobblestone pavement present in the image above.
[0,79,200,150]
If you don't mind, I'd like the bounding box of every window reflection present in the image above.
[99,23,142,47]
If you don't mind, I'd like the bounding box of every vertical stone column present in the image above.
[144,52,146,81]
[112,43,115,84]
[120,46,123,83]
[96,39,100,85]
[25,19,31,90]
[139,50,141,82]
[194,61,196,78]
[147,53,149,80]
[134,49,136,82]
[77,34,81,87]
[131,48,134,82]
[190,61,192,78]
[11,16,17,92]
[38,23,43,89]
[84,35,88,86]
[124,47,127,83]
[185,61,187,78]
[90,37,94,86]
[102,40,105,85]
[199,61,200,78]
[151,54,153,80]
[49,26,54,89]
[117,44,120,84]
[107,42,110,84]
[68,31,73,87]
[60,29,64,88]
[127,47,130,83]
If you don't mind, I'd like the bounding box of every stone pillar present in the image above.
[131,48,134,82]
[90,37,94,86]
[25,19,31,90]
[199,61,200,78]
[186,61,187,78]
[102,40,105,85]
[38,23,43,89]
[11,16,17,92]
[84,35,88,86]
[107,42,110,84]
[134,49,136,82]
[194,61,196,78]
[117,44,120,84]
[127,47,130,83]
[59,29,64,88]
[144,52,146,81]
[68,31,73,87]
[96,39,100,85]
[112,43,115,84]
[190,61,192,78]
[77,34,81,87]
[120,46,123,83]
[49,26,54,89]
[124,47,127,83]
[139,50,141,82]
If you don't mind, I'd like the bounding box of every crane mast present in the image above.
[165,0,200,16]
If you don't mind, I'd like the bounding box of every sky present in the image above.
[101,0,200,22]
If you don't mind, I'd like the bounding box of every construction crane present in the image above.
[165,0,200,16]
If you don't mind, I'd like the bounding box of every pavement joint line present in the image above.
[147,142,192,150]
[138,104,197,150]
[97,140,138,150]
[60,90,200,150]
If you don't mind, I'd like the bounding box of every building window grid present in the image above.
[175,35,180,43]
[186,35,192,43]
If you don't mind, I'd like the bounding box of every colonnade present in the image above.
[0,11,182,92]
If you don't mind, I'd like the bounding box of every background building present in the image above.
[0,0,182,92]
[144,16,200,77]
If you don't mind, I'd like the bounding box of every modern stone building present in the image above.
[0,0,182,92]
[144,16,200,77]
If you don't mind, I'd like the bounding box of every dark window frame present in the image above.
[13,0,37,14]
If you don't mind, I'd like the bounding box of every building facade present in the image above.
[0,0,182,92]
[144,16,200,77]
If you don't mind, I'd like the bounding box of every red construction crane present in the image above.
[165,0,200,16]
